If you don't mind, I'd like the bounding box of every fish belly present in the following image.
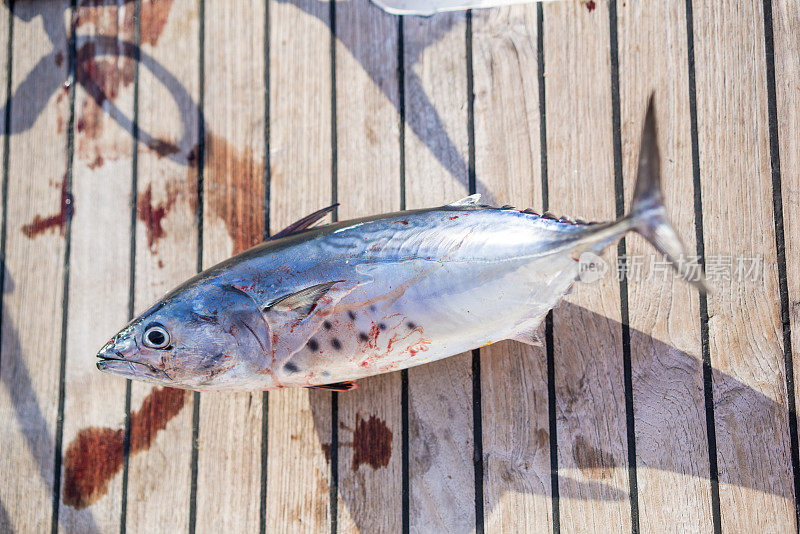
[285,252,578,385]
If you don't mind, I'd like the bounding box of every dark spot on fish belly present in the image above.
[358,332,369,342]
[63,387,187,509]
[352,414,393,471]
[348,311,357,321]
[369,305,377,312]
[406,321,416,329]
[379,323,387,331]
[308,338,319,351]
[331,339,342,350]
[323,321,332,330]
[284,361,299,373]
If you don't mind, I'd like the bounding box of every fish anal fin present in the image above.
[269,204,338,241]
[511,326,544,347]
[308,381,359,392]
[509,313,547,347]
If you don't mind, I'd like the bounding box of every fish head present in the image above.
[96,282,273,390]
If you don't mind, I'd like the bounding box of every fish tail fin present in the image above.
[625,95,709,293]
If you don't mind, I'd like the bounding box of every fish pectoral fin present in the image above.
[268,204,339,240]
[308,381,359,392]
[264,281,345,317]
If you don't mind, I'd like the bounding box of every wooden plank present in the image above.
[59,1,137,530]
[125,0,200,532]
[773,0,800,509]
[471,5,552,531]
[333,0,403,532]
[542,1,631,530]
[194,0,267,531]
[0,1,70,532]
[403,12,475,532]
[616,2,715,532]
[264,0,333,530]
[693,0,796,530]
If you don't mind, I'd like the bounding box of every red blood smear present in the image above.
[21,178,73,238]
[137,184,178,252]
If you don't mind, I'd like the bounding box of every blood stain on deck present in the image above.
[72,0,177,167]
[137,183,179,252]
[199,132,265,254]
[572,434,616,480]
[140,0,177,46]
[62,387,188,509]
[21,178,73,238]
[145,138,181,158]
[318,414,393,470]
[75,0,174,47]
[352,414,393,470]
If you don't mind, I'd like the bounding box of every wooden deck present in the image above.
[0,0,798,532]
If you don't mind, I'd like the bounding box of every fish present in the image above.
[370,0,553,16]
[97,97,707,391]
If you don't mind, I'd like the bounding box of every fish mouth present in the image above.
[96,351,172,381]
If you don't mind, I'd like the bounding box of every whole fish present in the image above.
[97,99,706,391]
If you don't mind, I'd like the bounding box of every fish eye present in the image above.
[142,324,170,349]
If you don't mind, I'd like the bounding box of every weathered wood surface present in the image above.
[543,2,631,531]
[693,0,797,530]
[334,0,404,532]
[403,11,476,533]
[265,0,333,531]
[0,0,798,532]
[0,1,70,532]
[774,1,800,523]
[126,0,200,532]
[60,1,142,530]
[472,4,553,531]
[195,0,267,532]
[617,2,714,531]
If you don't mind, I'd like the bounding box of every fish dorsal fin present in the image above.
[269,204,339,240]
[308,381,359,392]
[264,281,344,316]
[447,193,482,207]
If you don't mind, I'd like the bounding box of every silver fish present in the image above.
[97,99,706,391]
